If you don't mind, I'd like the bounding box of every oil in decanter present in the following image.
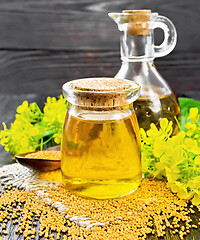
[134,93,180,133]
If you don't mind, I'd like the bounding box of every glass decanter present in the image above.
[109,10,181,133]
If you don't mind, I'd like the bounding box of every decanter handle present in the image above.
[153,15,177,58]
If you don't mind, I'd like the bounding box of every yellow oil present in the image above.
[134,93,181,134]
[61,109,141,199]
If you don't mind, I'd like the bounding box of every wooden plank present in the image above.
[0,0,199,50]
[0,50,120,96]
[0,50,199,97]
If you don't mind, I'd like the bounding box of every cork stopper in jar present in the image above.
[122,9,151,35]
[62,78,140,109]
[72,78,131,92]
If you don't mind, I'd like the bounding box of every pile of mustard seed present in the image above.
[25,150,61,160]
[0,179,200,240]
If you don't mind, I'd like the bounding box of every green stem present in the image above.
[42,136,54,146]
[37,135,54,150]
[40,138,43,150]
[175,116,182,131]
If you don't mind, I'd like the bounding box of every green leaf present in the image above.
[178,97,200,130]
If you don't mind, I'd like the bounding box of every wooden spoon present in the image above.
[15,146,61,172]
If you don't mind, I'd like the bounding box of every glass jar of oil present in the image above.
[109,10,181,134]
[61,77,141,199]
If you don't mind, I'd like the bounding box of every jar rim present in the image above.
[108,12,158,17]
[62,78,140,108]
[62,77,140,95]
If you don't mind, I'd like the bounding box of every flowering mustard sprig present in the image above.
[0,95,68,155]
[141,107,200,205]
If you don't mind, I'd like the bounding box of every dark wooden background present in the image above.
[0,0,199,97]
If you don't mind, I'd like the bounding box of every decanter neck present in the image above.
[116,60,154,80]
[120,32,154,62]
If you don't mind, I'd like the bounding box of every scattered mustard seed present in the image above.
[0,178,199,239]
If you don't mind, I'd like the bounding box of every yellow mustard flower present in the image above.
[188,107,199,124]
